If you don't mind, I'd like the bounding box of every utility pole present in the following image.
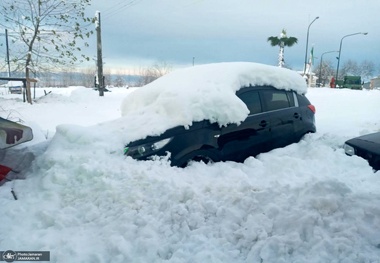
[5,29,11,77]
[95,11,104,96]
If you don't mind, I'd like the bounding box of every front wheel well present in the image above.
[173,147,220,168]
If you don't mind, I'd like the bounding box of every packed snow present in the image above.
[1,65,380,263]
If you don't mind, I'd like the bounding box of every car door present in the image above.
[260,89,299,149]
[217,89,272,162]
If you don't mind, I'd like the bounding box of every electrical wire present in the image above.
[101,0,143,19]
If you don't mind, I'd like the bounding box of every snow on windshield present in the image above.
[117,62,307,142]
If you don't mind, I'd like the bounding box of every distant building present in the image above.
[370,77,380,89]
[363,82,371,89]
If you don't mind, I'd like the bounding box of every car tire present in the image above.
[174,149,220,168]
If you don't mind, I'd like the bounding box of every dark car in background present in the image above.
[124,85,316,167]
[344,132,380,171]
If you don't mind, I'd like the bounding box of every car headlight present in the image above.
[344,143,355,156]
[124,137,172,158]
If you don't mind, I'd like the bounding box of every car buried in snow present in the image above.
[344,132,380,171]
[122,62,316,167]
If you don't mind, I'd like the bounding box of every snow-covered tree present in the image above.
[137,62,172,87]
[339,59,376,82]
[0,0,94,103]
[267,29,298,68]
[315,60,335,87]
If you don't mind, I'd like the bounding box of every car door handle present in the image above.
[259,120,268,127]
[293,113,300,119]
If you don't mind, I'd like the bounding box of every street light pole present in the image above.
[318,50,338,87]
[303,16,319,75]
[335,32,368,88]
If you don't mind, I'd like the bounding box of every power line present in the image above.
[101,0,133,14]
[102,0,143,19]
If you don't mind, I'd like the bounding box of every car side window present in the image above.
[238,91,262,115]
[286,91,295,107]
[261,90,290,111]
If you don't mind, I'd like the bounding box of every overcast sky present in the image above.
[86,0,379,73]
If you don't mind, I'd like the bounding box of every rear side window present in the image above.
[238,91,262,115]
[297,94,311,106]
[261,90,291,111]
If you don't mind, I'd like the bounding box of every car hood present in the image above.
[346,132,380,155]
[354,132,380,144]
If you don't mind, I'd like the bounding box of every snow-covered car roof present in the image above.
[117,62,307,142]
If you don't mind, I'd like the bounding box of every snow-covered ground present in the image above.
[1,81,380,262]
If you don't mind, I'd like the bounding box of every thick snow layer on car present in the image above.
[119,62,307,141]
